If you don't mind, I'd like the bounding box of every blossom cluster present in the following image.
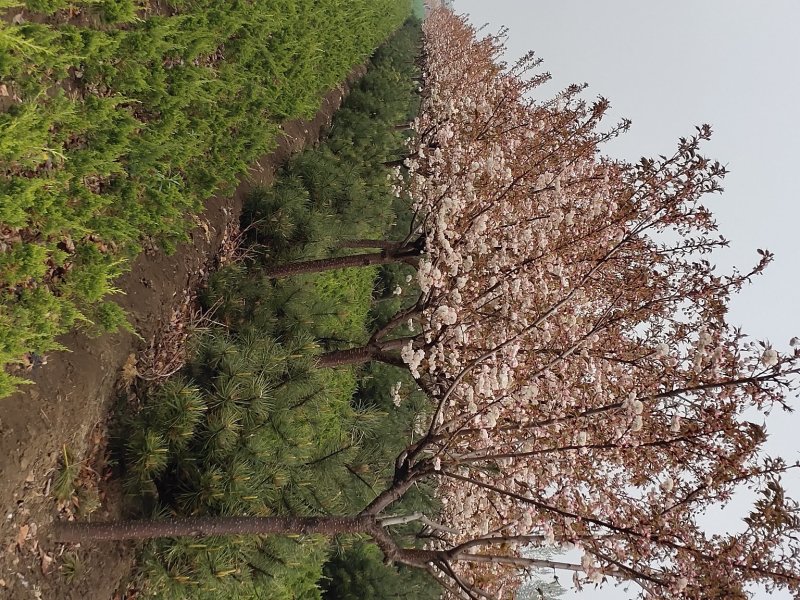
[397,8,800,599]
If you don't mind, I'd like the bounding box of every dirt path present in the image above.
[0,68,365,600]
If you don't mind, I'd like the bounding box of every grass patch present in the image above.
[52,444,80,502]
[60,551,84,584]
[0,0,412,397]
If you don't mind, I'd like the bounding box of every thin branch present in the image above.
[379,512,426,527]
[455,553,585,573]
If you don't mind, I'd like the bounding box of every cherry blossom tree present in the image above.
[54,9,800,600]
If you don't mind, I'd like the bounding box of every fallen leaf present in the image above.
[41,553,54,574]
[120,353,138,388]
[62,235,75,253]
[17,523,29,546]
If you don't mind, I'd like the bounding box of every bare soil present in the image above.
[0,69,365,600]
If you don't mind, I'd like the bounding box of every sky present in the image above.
[449,1,800,598]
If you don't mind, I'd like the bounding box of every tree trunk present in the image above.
[316,337,415,368]
[52,515,369,543]
[50,513,438,567]
[316,345,375,368]
[264,247,419,278]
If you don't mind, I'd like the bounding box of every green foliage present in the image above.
[206,17,424,351]
[96,0,138,23]
[20,0,137,21]
[90,300,137,335]
[0,0,412,398]
[322,542,439,600]
[124,322,395,598]
[125,330,367,599]
[241,18,423,268]
[0,242,48,287]
[122,18,427,599]
[0,286,79,398]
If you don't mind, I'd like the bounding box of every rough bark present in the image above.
[51,512,437,567]
[52,515,370,543]
[264,247,420,278]
[316,337,415,368]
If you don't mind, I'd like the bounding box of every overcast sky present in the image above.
[450,2,800,598]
